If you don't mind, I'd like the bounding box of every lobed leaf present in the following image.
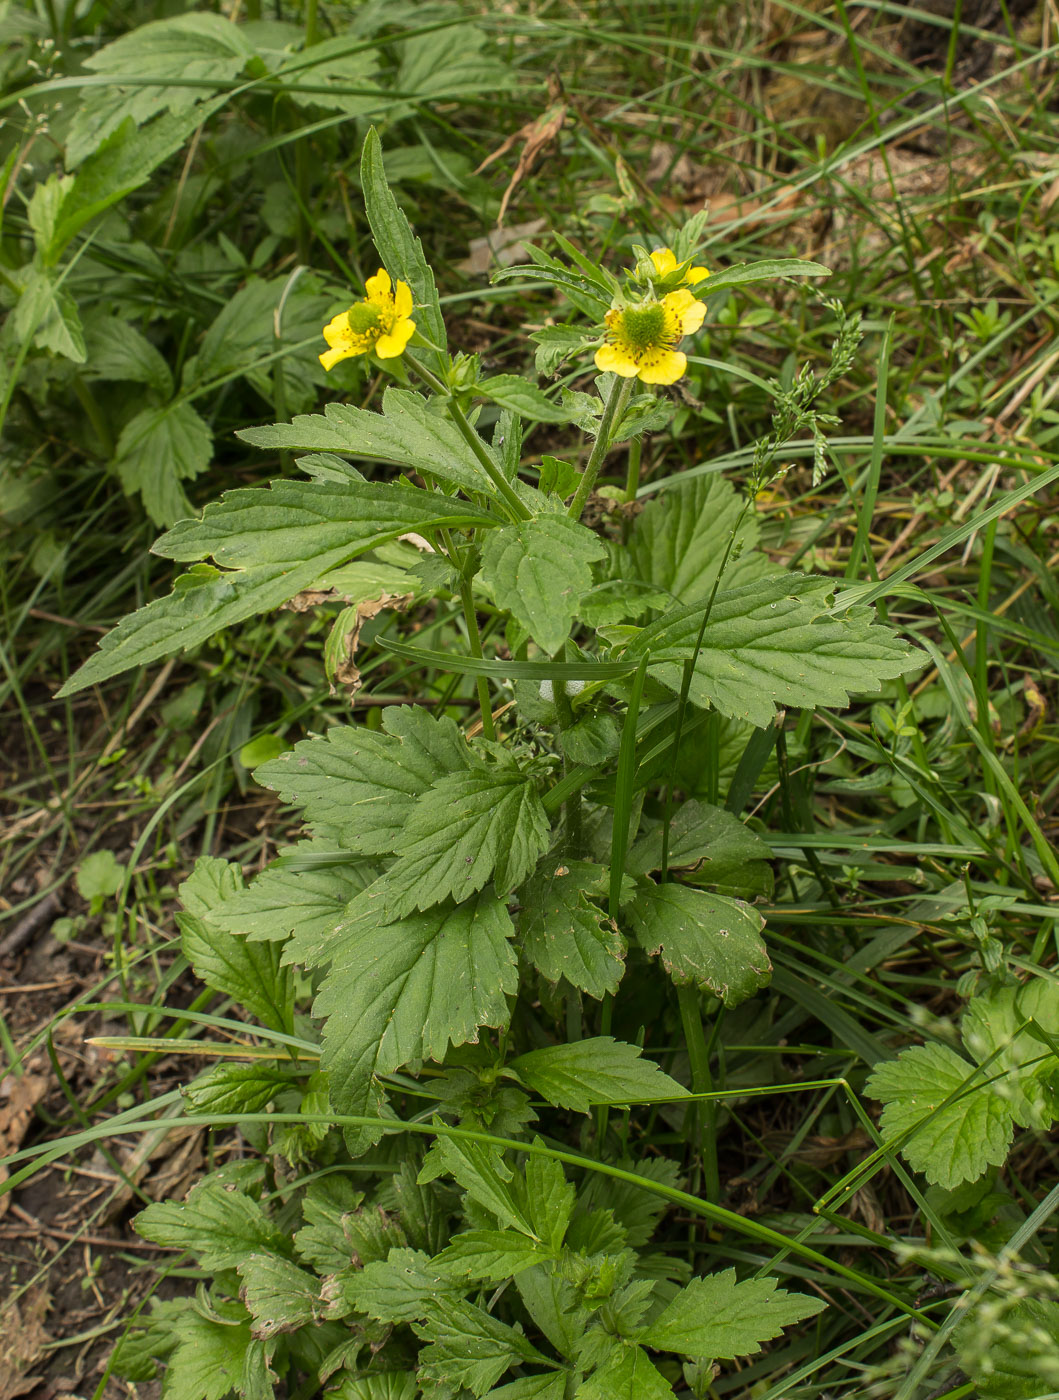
[639,1269,827,1358]
[628,881,771,1007]
[508,1037,688,1113]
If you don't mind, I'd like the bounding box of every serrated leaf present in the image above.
[481,516,606,655]
[478,376,571,424]
[639,1269,826,1358]
[183,1063,290,1115]
[434,1229,551,1283]
[344,1247,461,1323]
[532,325,587,377]
[628,882,771,1007]
[14,268,86,362]
[254,709,473,872]
[57,483,493,697]
[961,982,1059,1130]
[238,1253,320,1339]
[575,1345,674,1399]
[114,401,212,527]
[179,913,291,1031]
[361,129,446,372]
[623,574,917,727]
[397,22,507,101]
[275,35,380,116]
[162,1309,272,1400]
[179,855,243,916]
[955,1297,1059,1400]
[380,766,551,915]
[627,800,773,898]
[518,861,625,998]
[415,1295,551,1397]
[333,1376,418,1400]
[629,475,770,605]
[134,1178,287,1269]
[316,893,517,1144]
[239,388,504,496]
[488,1376,566,1399]
[293,1176,363,1273]
[83,314,172,396]
[419,1133,531,1236]
[509,1038,687,1113]
[867,1041,1015,1188]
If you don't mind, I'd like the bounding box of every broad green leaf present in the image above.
[478,375,571,424]
[518,860,625,998]
[331,1376,417,1400]
[184,1063,290,1115]
[628,882,771,1007]
[698,257,831,295]
[575,1345,674,1399]
[868,1042,1016,1188]
[179,912,291,1032]
[508,1038,688,1113]
[316,893,517,1140]
[238,1253,320,1339]
[488,1376,567,1400]
[380,766,551,915]
[179,855,244,916]
[239,389,505,497]
[955,1297,1059,1400]
[628,474,770,605]
[481,516,606,656]
[623,574,917,727]
[961,982,1059,1130]
[419,1133,531,1236]
[579,1155,682,1248]
[361,128,446,371]
[293,1177,364,1274]
[83,314,172,396]
[57,483,494,696]
[532,325,588,377]
[627,799,773,899]
[162,1309,271,1400]
[275,35,380,116]
[13,268,86,362]
[434,1229,552,1282]
[113,401,212,527]
[75,849,124,902]
[397,22,507,101]
[639,1269,826,1359]
[343,1247,461,1323]
[135,1178,287,1269]
[416,1295,551,1397]
[254,709,473,872]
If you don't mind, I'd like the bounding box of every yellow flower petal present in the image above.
[664,288,705,336]
[365,268,391,302]
[687,265,710,285]
[649,247,677,276]
[320,344,358,371]
[322,311,352,348]
[393,280,413,318]
[638,349,687,386]
[375,319,416,358]
[595,342,640,377]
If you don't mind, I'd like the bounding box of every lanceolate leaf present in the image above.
[638,1269,826,1358]
[481,516,606,656]
[508,1037,688,1113]
[623,573,917,727]
[316,893,517,1141]
[628,881,771,1007]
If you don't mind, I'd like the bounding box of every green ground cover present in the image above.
[2,1,1059,1397]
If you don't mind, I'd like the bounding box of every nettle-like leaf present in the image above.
[113,400,212,527]
[629,474,771,605]
[575,1346,674,1399]
[416,1296,555,1397]
[481,515,607,656]
[507,1038,687,1113]
[627,800,773,899]
[518,860,625,999]
[628,882,771,1007]
[238,1253,321,1340]
[434,1229,553,1284]
[160,1307,273,1400]
[316,893,517,1143]
[183,1063,291,1116]
[638,1269,826,1359]
[255,709,474,870]
[869,980,1059,1187]
[135,1178,288,1270]
[58,480,494,696]
[623,574,917,727]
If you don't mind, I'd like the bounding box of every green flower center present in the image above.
[347,301,385,334]
[618,302,667,350]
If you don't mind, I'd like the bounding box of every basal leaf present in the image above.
[343,1247,461,1324]
[481,515,606,656]
[415,1295,550,1397]
[275,35,381,116]
[434,1229,551,1283]
[575,1345,674,1399]
[418,1133,530,1236]
[316,893,517,1139]
[238,1253,320,1339]
[628,881,771,1007]
[488,1375,567,1399]
[183,1063,291,1116]
[961,981,1059,1131]
[113,401,212,527]
[83,314,172,396]
[178,912,291,1032]
[134,1177,287,1270]
[638,1269,826,1358]
[627,799,773,899]
[161,1309,269,1400]
[623,574,917,727]
[518,861,624,999]
[867,1041,1015,1188]
[955,1297,1059,1400]
[508,1038,687,1113]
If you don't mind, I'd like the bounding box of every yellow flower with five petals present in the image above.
[319,269,416,371]
[594,288,706,386]
[649,246,710,287]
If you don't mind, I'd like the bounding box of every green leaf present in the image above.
[639,1269,826,1358]
[275,35,380,116]
[239,389,503,497]
[184,1063,290,1116]
[344,1247,461,1323]
[532,325,588,376]
[57,482,493,697]
[380,766,551,915]
[955,1297,1059,1400]
[629,474,770,605]
[961,982,1059,1130]
[361,128,446,371]
[627,800,773,898]
[238,1253,321,1339]
[419,1132,531,1236]
[179,855,243,917]
[435,1229,552,1283]
[575,1346,674,1399]
[331,1376,418,1400]
[508,1038,688,1113]
[396,22,507,101]
[75,849,124,902]
[623,574,917,727]
[478,376,572,424]
[316,893,517,1143]
[293,1176,364,1274]
[179,912,291,1032]
[481,516,606,656]
[162,1309,272,1400]
[867,1042,1015,1188]
[254,709,473,870]
[698,257,831,295]
[416,1295,551,1397]
[13,269,86,363]
[518,860,625,998]
[134,1177,287,1269]
[113,401,212,527]
[488,1376,567,1400]
[83,314,172,396]
[627,882,771,1007]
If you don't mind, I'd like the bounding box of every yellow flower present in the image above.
[319,269,416,371]
[594,289,706,386]
[649,246,710,286]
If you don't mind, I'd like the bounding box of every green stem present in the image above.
[623,433,642,502]
[552,644,583,854]
[568,375,633,519]
[677,984,720,1203]
[304,0,319,45]
[458,576,496,741]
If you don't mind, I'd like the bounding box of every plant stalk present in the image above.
[568,374,634,519]
[458,576,496,741]
[677,983,720,1203]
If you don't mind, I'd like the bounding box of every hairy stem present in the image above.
[568,374,634,519]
